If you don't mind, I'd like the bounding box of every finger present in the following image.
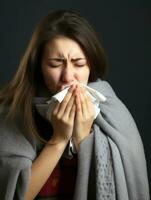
[64,92,76,117]
[79,87,88,117]
[86,94,94,112]
[58,85,75,116]
[84,92,93,110]
[80,86,94,111]
[52,101,60,115]
[69,104,76,120]
[82,88,95,119]
[75,89,82,118]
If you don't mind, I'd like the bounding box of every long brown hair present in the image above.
[0,10,108,141]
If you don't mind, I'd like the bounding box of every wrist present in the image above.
[72,137,81,152]
[73,132,92,151]
[45,139,67,154]
[47,134,69,148]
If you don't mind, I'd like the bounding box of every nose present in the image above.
[60,65,75,84]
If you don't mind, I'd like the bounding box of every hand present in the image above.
[50,85,76,144]
[73,84,95,150]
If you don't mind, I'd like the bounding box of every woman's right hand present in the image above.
[25,85,76,200]
[50,85,76,144]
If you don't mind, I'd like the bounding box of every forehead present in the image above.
[43,37,86,58]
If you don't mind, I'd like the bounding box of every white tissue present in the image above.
[46,84,106,120]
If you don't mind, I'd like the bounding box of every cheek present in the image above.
[42,67,61,91]
[76,68,90,83]
[47,70,60,82]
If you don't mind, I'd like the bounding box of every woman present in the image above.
[0,10,149,200]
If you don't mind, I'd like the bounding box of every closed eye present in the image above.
[48,58,64,67]
[71,58,87,66]
[75,64,85,67]
[74,61,87,67]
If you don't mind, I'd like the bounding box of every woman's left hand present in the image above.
[72,84,95,151]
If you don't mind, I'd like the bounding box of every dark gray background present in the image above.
[0,0,150,193]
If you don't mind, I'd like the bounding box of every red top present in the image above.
[37,155,78,200]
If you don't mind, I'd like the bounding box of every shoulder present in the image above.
[88,79,116,98]
[90,80,141,142]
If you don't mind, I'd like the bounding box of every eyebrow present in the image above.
[48,58,64,61]
[72,58,86,61]
[48,58,86,61]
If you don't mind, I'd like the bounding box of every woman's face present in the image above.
[41,37,90,94]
